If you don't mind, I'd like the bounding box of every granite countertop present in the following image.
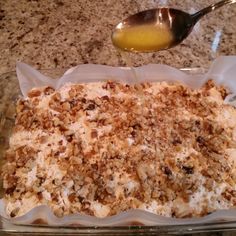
[0,1,236,236]
[0,0,235,74]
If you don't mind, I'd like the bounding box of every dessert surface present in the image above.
[2,80,236,218]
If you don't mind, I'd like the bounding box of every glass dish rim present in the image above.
[2,218,236,234]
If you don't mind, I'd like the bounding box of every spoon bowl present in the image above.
[112,0,235,52]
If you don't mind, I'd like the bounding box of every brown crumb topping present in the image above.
[2,80,236,218]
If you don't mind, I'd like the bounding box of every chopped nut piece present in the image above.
[163,166,172,176]
[28,89,41,98]
[182,165,194,175]
[43,86,55,95]
[86,103,96,110]
[68,193,77,203]
[91,129,98,138]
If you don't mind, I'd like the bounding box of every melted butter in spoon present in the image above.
[112,1,236,53]
[112,24,174,52]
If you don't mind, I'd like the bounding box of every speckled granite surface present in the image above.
[0,0,235,74]
[0,1,236,235]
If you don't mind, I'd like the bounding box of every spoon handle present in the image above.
[192,0,236,23]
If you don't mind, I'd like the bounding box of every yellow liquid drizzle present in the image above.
[113,24,173,107]
[118,50,138,82]
[118,50,146,107]
[112,24,173,52]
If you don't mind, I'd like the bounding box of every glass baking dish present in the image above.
[1,68,236,235]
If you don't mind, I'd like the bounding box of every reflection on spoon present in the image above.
[111,0,236,52]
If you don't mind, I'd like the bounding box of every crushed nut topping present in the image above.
[2,80,236,218]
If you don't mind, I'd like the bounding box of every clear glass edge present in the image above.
[1,67,234,234]
[2,219,236,234]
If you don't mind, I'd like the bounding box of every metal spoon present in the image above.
[111,0,236,52]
